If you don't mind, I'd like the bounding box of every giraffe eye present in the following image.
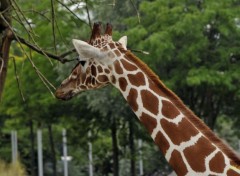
[80,61,86,66]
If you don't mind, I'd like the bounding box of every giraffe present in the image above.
[55,23,240,175]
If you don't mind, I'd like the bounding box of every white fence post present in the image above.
[37,129,43,176]
[11,130,18,162]
[138,139,143,176]
[88,131,93,176]
[62,129,68,176]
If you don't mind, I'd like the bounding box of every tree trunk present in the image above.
[29,119,36,176]
[111,117,119,176]
[48,124,57,176]
[129,119,136,176]
[0,0,13,102]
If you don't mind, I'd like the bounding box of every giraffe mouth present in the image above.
[55,89,75,101]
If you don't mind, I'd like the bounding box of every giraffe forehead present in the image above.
[91,35,113,48]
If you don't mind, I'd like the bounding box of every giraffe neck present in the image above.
[111,51,240,175]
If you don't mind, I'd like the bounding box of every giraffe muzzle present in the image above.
[55,89,74,101]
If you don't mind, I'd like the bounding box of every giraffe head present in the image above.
[55,23,127,100]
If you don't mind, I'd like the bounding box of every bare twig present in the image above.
[11,1,54,65]
[129,0,141,24]
[60,48,76,58]
[11,0,36,35]
[0,5,11,15]
[1,14,56,96]
[20,9,51,22]
[12,2,76,59]
[55,0,90,29]
[130,48,149,55]
[12,57,25,102]
[36,68,56,90]
[15,35,75,63]
[0,57,4,75]
[11,6,36,37]
[51,0,57,53]
[54,17,68,47]
[85,0,92,29]
[29,49,56,95]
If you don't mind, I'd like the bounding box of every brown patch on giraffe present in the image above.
[91,77,96,85]
[97,66,103,73]
[118,77,127,91]
[183,136,216,172]
[127,88,138,112]
[108,51,115,59]
[209,151,226,173]
[80,85,87,89]
[161,100,180,119]
[72,68,78,77]
[169,150,188,176]
[121,59,138,71]
[141,90,159,115]
[114,60,123,74]
[109,42,115,49]
[114,49,121,57]
[91,65,97,77]
[154,131,170,155]
[86,67,91,75]
[85,76,92,86]
[104,69,110,74]
[81,72,86,82]
[102,46,108,51]
[97,75,108,83]
[227,169,240,176]
[116,42,120,47]
[76,77,81,85]
[140,113,157,134]
[148,80,166,97]
[128,72,146,87]
[160,118,199,145]
[111,75,116,84]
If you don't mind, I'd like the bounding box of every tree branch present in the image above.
[85,0,92,29]
[12,57,25,102]
[55,0,90,29]
[14,35,76,63]
[51,0,57,53]
[129,0,141,24]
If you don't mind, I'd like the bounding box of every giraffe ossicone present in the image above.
[55,23,240,175]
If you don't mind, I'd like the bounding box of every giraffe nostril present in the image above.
[55,89,63,98]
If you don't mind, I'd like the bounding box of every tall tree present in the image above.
[0,0,13,102]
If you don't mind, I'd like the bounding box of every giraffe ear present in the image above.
[72,39,105,59]
[118,36,127,49]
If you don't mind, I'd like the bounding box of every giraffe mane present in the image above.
[124,50,240,165]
